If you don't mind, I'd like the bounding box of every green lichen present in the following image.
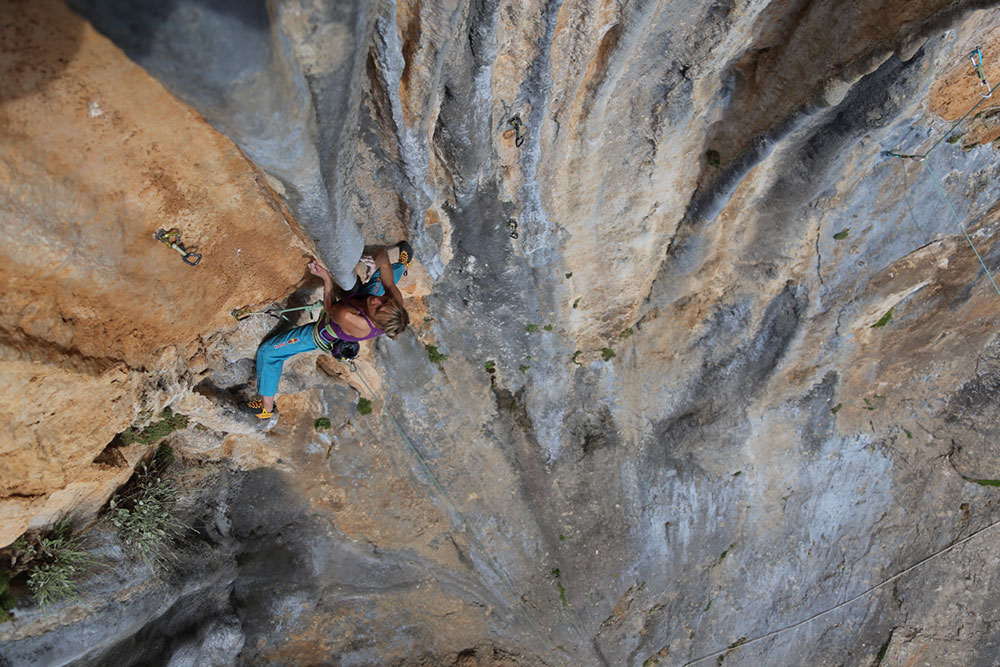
[112,407,188,447]
[871,308,893,328]
[426,344,448,364]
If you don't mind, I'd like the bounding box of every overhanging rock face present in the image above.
[6,0,1000,665]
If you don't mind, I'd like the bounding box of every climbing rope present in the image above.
[885,48,1000,296]
[922,161,1000,297]
[231,301,323,321]
[682,513,1000,665]
[341,359,558,656]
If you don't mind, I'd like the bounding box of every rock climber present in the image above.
[240,242,413,420]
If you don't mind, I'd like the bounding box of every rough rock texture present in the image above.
[6,0,1000,665]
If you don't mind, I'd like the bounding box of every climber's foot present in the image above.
[397,241,414,270]
[240,398,277,420]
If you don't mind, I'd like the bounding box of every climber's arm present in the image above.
[307,259,338,314]
[371,246,405,306]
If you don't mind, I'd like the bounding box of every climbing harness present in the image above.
[154,228,201,266]
[509,113,527,147]
[970,47,993,98]
[507,218,519,239]
[885,48,1000,297]
[231,301,323,321]
[340,359,557,656]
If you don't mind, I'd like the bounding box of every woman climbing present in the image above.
[240,242,412,420]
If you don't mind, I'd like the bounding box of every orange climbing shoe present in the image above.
[240,399,277,420]
[397,241,414,270]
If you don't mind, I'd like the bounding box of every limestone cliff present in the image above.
[4,0,1000,665]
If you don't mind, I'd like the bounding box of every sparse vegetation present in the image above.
[601,348,616,361]
[105,453,188,570]
[426,344,448,364]
[314,417,331,431]
[871,308,893,328]
[484,360,496,374]
[10,519,98,609]
[572,350,582,365]
[706,149,721,167]
[357,398,373,415]
[544,324,554,332]
[833,229,849,240]
[519,364,530,373]
[0,569,16,622]
[526,324,539,333]
[112,407,188,447]
[831,403,842,415]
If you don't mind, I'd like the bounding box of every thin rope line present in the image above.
[683,515,1000,666]
[345,362,558,656]
[923,160,1000,297]
[887,80,999,161]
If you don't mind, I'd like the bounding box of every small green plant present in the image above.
[572,350,582,365]
[871,308,893,328]
[946,132,964,144]
[526,324,539,333]
[357,398,373,415]
[601,348,616,361]
[565,272,573,279]
[106,463,188,570]
[426,344,448,364]
[12,519,97,608]
[831,403,842,415]
[962,142,980,151]
[544,324,554,332]
[731,471,742,478]
[620,327,633,339]
[113,407,188,447]
[484,360,496,374]
[519,364,530,373]
[314,417,332,431]
[0,569,16,622]
[550,569,567,608]
[833,229,849,240]
[706,149,721,167]
[904,428,913,439]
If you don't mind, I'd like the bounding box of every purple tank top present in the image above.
[314,302,383,348]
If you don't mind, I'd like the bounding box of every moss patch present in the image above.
[112,407,188,447]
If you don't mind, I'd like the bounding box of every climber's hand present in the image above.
[307,260,330,279]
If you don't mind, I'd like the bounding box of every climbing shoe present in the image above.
[397,240,414,272]
[240,399,277,420]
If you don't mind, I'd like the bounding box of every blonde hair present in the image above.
[374,298,409,338]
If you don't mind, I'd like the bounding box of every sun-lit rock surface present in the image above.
[5,0,1000,665]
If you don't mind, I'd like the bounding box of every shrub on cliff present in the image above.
[9,519,98,609]
[105,450,188,570]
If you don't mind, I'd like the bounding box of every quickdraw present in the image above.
[154,228,201,266]
[232,301,323,321]
[509,114,527,147]
[970,48,993,98]
[507,219,519,239]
